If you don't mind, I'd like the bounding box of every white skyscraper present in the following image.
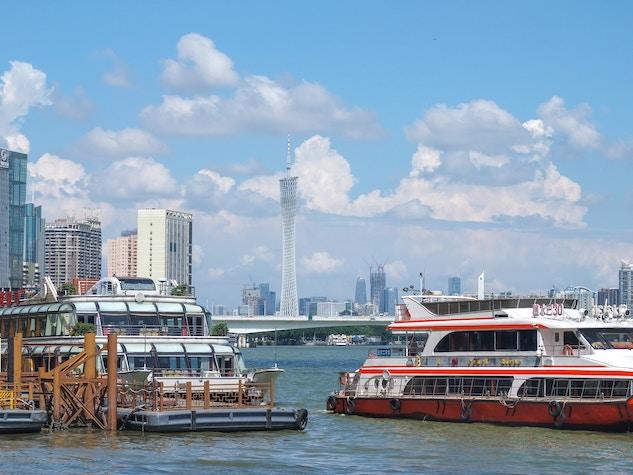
[137,209,193,287]
[279,141,299,317]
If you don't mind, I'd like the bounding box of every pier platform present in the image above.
[118,407,308,432]
[0,409,47,433]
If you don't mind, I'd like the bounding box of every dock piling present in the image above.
[107,333,118,431]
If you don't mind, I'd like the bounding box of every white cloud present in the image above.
[29,153,87,198]
[194,169,235,194]
[0,61,52,139]
[537,96,601,149]
[192,244,204,266]
[410,145,441,175]
[52,86,95,120]
[207,267,226,279]
[5,133,30,153]
[468,151,509,169]
[238,173,283,201]
[302,251,343,274]
[240,245,274,266]
[143,34,382,139]
[75,127,167,159]
[95,157,178,200]
[162,33,238,90]
[385,260,408,280]
[102,50,132,88]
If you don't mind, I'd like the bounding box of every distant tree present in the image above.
[171,284,188,296]
[211,322,229,336]
[60,283,77,295]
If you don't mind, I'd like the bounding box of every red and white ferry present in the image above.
[327,294,633,432]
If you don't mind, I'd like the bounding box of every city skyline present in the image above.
[1,2,633,306]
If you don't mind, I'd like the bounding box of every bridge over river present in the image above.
[210,315,394,334]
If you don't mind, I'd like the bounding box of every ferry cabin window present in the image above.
[127,355,151,370]
[216,355,234,376]
[434,330,537,352]
[579,328,633,350]
[189,355,215,372]
[563,331,580,348]
[406,333,428,356]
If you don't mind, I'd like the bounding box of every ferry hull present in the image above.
[329,396,633,432]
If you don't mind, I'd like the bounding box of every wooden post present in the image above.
[186,381,192,410]
[83,333,97,419]
[159,381,164,410]
[53,367,61,422]
[203,380,210,409]
[106,333,118,431]
[238,379,243,406]
[12,332,22,393]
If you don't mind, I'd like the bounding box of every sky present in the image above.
[1,1,633,307]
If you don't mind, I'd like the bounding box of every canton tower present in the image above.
[279,138,299,317]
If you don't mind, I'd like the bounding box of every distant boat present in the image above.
[327,334,349,346]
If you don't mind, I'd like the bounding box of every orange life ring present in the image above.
[562,344,574,356]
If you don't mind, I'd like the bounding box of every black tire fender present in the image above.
[326,395,337,411]
[548,400,563,418]
[345,398,355,415]
[389,398,401,413]
[295,409,308,430]
[460,402,472,421]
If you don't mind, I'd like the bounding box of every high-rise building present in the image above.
[354,276,367,304]
[448,276,461,296]
[106,230,138,277]
[0,148,28,288]
[45,216,102,288]
[0,149,10,288]
[370,265,386,313]
[258,283,276,316]
[279,146,299,317]
[382,287,399,315]
[137,209,192,286]
[619,262,633,308]
[597,288,620,306]
[22,203,45,287]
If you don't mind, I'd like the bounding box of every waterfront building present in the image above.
[45,216,102,288]
[106,230,137,277]
[259,283,276,316]
[448,276,461,296]
[354,276,367,304]
[382,287,399,315]
[279,144,299,317]
[370,265,386,313]
[237,304,250,316]
[597,287,620,306]
[23,203,45,287]
[301,296,327,317]
[619,262,633,308]
[212,304,225,316]
[137,209,192,287]
[315,301,347,317]
[0,148,27,288]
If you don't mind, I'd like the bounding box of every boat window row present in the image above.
[10,343,244,377]
[578,328,633,350]
[0,304,208,338]
[403,376,513,397]
[421,298,575,316]
[518,378,631,399]
[434,330,537,353]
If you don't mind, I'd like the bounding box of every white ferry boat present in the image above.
[327,334,350,346]
[0,277,282,402]
[327,294,633,432]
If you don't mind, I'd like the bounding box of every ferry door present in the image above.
[186,314,204,336]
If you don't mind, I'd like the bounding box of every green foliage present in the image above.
[211,322,229,336]
[60,283,77,295]
[171,284,189,296]
[71,322,96,336]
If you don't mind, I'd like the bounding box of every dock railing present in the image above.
[118,380,275,411]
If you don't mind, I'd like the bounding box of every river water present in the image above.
[2,345,633,474]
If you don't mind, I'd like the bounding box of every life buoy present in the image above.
[326,395,337,411]
[547,400,563,418]
[345,398,355,414]
[389,398,401,413]
[562,345,574,356]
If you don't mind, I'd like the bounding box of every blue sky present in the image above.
[1,1,633,306]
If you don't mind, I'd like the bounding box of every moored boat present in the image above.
[327,293,633,432]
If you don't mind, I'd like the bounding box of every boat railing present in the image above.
[117,379,275,411]
[0,382,37,410]
[101,325,205,337]
[549,343,592,357]
[342,374,633,401]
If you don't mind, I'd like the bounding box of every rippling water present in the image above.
[3,346,633,474]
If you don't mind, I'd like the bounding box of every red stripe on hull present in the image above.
[330,397,633,432]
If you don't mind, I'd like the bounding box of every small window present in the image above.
[495,331,518,350]
[564,331,579,348]
[518,330,537,351]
